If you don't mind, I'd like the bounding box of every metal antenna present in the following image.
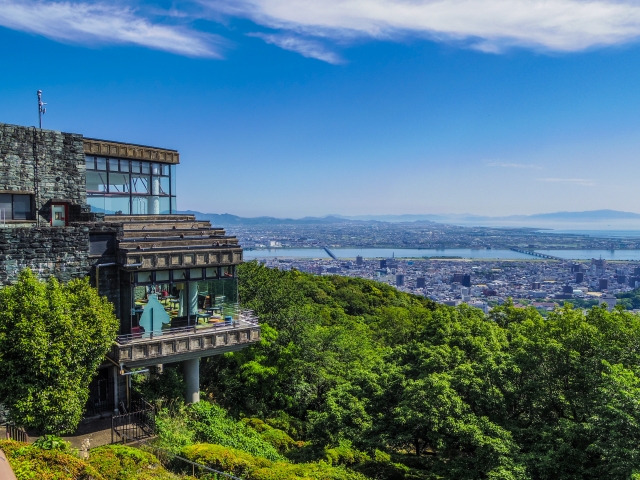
[37,90,47,129]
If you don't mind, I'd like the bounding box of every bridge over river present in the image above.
[510,248,565,261]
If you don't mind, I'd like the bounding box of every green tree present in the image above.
[0,269,118,434]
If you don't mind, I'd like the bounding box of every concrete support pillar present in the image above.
[183,358,200,404]
[149,175,160,214]
[111,365,120,414]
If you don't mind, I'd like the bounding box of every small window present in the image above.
[189,268,203,280]
[151,163,161,175]
[141,162,150,175]
[108,158,119,171]
[119,160,130,172]
[137,271,152,284]
[205,267,218,279]
[172,269,187,281]
[162,165,170,176]
[131,161,141,174]
[96,157,107,171]
[85,156,95,170]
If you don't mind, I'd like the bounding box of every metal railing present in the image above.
[116,310,259,345]
[111,400,155,444]
[140,442,244,479]
[4,424,28,443]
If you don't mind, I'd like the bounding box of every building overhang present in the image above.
[83,138,180,164]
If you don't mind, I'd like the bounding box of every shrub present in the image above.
[242,417,298,453]
[0,439,103,480]
[88,444,180,480]
[324,440,370,466]
[33,435,72,452]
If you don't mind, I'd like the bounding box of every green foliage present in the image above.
[181,443,369,480]
[199,262,640,479]
[241,417,299,453]
[33,435,72,452]
[617,287,640,310]
[0,269,119,433]
[132,366,186,408]
[88,444,183,480]
[156,401,284,461]
[0,439,103,480]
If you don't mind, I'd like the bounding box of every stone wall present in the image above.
[0,122,86,223]
[0,226,91,285]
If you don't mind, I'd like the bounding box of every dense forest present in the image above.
[143,262,640,479]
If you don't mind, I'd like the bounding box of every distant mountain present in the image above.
[179,211,377,226]
[181,209,640,230]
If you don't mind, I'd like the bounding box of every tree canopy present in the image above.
[200,262,640,479]
[0,269,119,434]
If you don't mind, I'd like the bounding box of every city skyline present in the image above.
[3,1,640,217]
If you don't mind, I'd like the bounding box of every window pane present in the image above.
[13,195,32,220]
[108,173,130,193]
[189,268,203,280]
[87,195,106,213]
[131,161,141,174]
[162,164,170,176]
[131,174,150,194]
[96,157,107,171]
[141,162,150,174]
[159,197,170,214]
[172,269,187,281]
[151,163,161,175]
[155,270,170,282]
[85,156,95,170]
[0,194,11,219]
[205,267,218,279]
[108,159,119,171]
[159,177,170,195]
[104,196,130,215]
[119,160,130,172]
[171,197,177,214]
[131,196,149,215]
[170,165,176,195]
[137,271,152,283]
[86,171,108,192]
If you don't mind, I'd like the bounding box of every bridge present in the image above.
[324,247,338,260]
[510,247,565,261]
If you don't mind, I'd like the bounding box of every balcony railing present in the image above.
[109,310,260,367]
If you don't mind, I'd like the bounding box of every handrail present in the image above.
[140,442,244,480]
[115,314,259,345]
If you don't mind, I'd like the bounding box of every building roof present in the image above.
[83,138,179,164]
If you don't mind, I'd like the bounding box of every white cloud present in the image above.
[0,0,222,57]
[486,162,541,169]
[201,0,640,52]
[538,177,595,186]
[249,32,343,63]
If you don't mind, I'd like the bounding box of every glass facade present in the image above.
[86,156,176,215]
[128,266,238,335]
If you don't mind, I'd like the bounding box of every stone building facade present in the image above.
[0,121,260,417]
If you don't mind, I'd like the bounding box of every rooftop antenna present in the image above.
[37,90,46,129]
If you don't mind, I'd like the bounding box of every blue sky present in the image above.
[2,0,640,217]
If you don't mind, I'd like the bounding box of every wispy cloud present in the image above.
[538,178,595,187]
[201,0,640,53]
[249,32,343,64]
[486,162,541,169]
[0,0,223,57]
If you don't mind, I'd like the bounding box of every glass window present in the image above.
[137,271,152,283]
[96,157,107,171]
[87,195,106,213]
[205,267,218,279]
[13,195,32,220]
[162,164,170,176]
[172,269,187,281]
[170,165,176,195]
[130,161,139,174]
[108,158,119,171]
[155,270,170,282]
[85,156,95,170]
[108,173,130,193]
[0,194,11,218]
[131,196,148,215]
[159,177,170,195]
[86,171,108,192]
[141,162,150,174]
[104,196,130,215]
[159,197,170,214]
[131,174,150,194]
[171,197,177,214]
[119,159,130,172]
[221,266,235,278]
[151,163,161,175]
[189,268,203,280]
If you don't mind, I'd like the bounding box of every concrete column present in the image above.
[149,175,160,214]
[111,365,120,414]
[183,358,200,404]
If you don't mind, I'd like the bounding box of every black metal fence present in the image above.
[111,400,155,444]
[141,443,244,479]
[4,424,28,443]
